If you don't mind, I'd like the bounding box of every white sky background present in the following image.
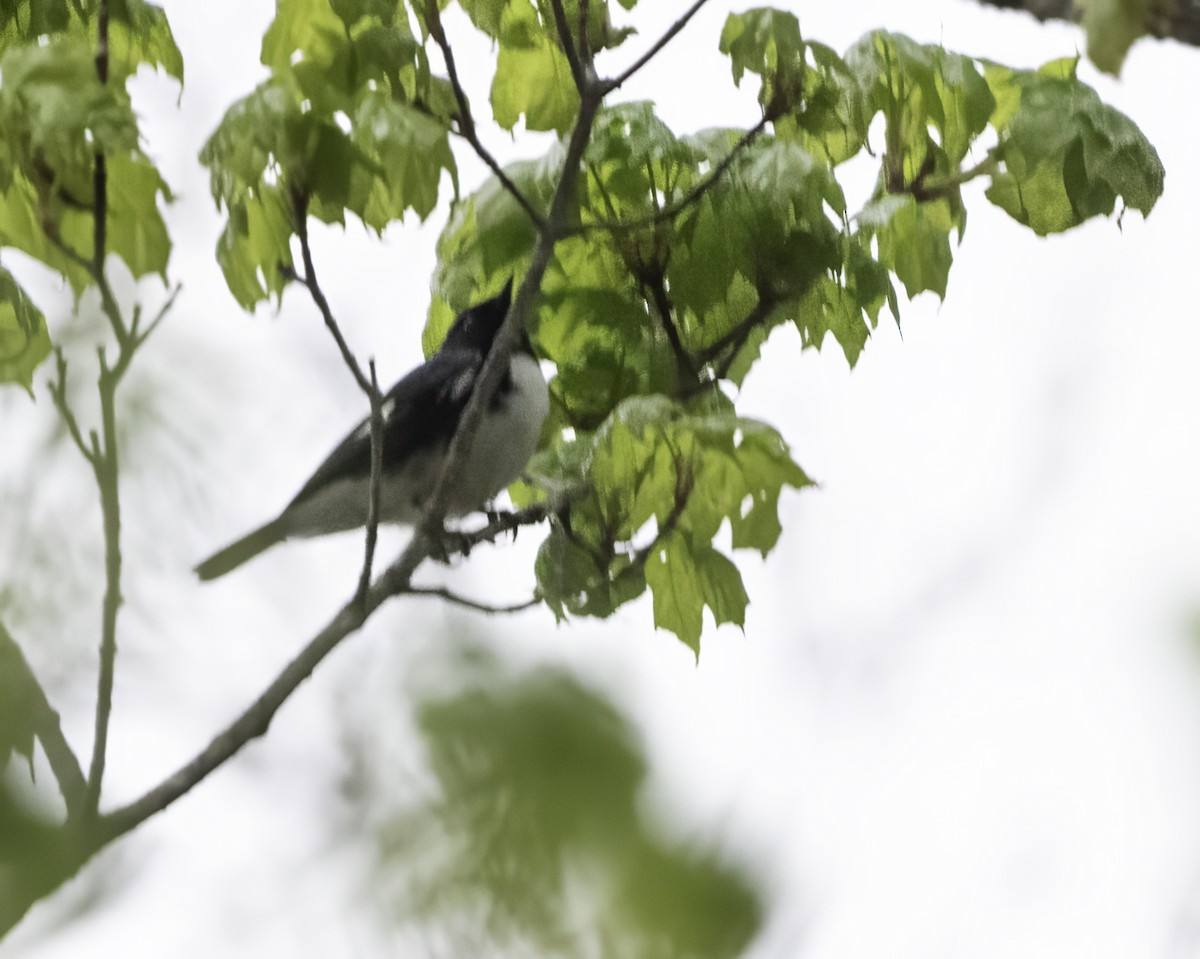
[4,0,1200,957]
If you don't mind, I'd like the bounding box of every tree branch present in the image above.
[425,0,546,229]
[603,0,710,93]
[357,360,384,610]
[407,586,539,614]
[98,503,558,842]
[48,349,97,467]
[78,0,122,826]
[547,0,587,92]
[0,625,87,817]
[286,191,375,397]
[644,273,698,385]
[966,0,1200,48]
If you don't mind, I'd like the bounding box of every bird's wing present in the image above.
[287,348,481,508]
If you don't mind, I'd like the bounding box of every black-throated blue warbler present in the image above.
[195,282,548,580]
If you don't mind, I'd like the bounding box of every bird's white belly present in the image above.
[281,354,548,537]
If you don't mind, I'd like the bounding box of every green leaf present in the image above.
[0,175,89,292]
[860,193,955,300]
[645,535,748,655]
[845,31,994,191]
[0,625,37,770]
[527,395,809,651]
[1080,0,1147,75]
[349,91,457,227]
[109,0,184,82]
[984,65,1163,234]
[214,186,294,310]
[0,1,183,82]
[261,0,352,112]
[719,7,808,118]
[491,1,580,133]
[0,38,171,284]
[0,268,49,393]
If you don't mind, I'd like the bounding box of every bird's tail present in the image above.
[195,518,287,581]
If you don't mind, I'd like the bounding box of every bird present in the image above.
[195,281,549,581]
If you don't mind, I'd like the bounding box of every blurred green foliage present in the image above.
[369,658,764,958]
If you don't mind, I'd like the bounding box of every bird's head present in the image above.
[440,278,531,355]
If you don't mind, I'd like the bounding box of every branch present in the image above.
[357,360,384,609]
[603,0,710,93]
[425,0,546,229]
[906,152,1000,202]
[407,586,539,615]
[0,625,87,817]
[579,115,768,234]
[286,191,375,397]
[78,0,122,826]
[48,349,97,467]
[83,343,122,824]
[547,0,588,92]
[98,503,557,841]
[644,273,698,385]
[966,0,1200,48]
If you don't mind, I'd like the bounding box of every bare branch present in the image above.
[407,586,539,614]
[287,192,376,397]
[357,360,384,610]
[48,349,97,467]
[98,503,558,841]
[425,1,546,229]
[0,625,87,817]
[603,0,710,93]
[967,0,1200,49]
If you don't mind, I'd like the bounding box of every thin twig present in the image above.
[603,0,710,93]
[695,295,779,367]
[132,284,182,351]
[49,349,97,466]
[407,586,539,615]
[98,503,558,842]
[425,0,545,228]
[645,274,698,384]
[580,115,769,234]
[547,0,587,92]
[357,360,384,610]
[287,191,375,397]
[0,625,87,818]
